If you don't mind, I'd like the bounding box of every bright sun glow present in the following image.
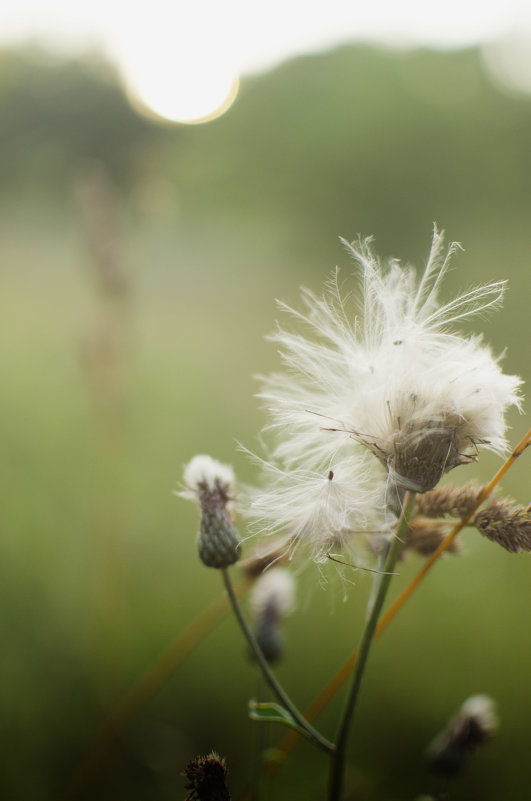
[105,12,241,124]
[122,54,239,124]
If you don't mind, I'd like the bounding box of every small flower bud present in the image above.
[474,499,531,553]
[180,455,241,569]
[426,694,498,776]
[250,568,296,664]
[252,617,285,665]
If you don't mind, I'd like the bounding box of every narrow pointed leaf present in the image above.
[248,700,307,736]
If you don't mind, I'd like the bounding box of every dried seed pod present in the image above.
[474,500,531,553]
[403,518,461,557]
[415,482,485,519]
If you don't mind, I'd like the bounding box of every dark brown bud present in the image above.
[183,752,231,801]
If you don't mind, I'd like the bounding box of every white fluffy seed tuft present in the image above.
[257,226,522,494]
[242,226,522,567]
[181,454,235,499]
[460,695,499,734]
[250,568,296,619]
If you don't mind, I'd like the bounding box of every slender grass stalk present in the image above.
[262,426,531,781]
[327,491,415,801]
[220,567,335,755]
[75,165,131,697]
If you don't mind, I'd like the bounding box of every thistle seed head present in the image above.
[252,226,521,504]
[244,227,521,574]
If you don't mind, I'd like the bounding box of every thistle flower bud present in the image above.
[474,499,531,553]
[426,695,498,776]
[250,568,296,664]
[180,455,241,568]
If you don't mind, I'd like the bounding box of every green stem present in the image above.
[220,567,335,755]
[252,675,267,801]
[327,491,416,801]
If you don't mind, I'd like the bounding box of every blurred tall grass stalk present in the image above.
[74,164,132,695]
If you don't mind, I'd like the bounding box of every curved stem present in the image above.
[327,491,415,801]
[220,567,335,755]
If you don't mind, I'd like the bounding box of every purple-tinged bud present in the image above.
[180,455,241,568]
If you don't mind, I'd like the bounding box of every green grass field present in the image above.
[1,195,530,800]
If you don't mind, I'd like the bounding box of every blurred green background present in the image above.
[1,42,531,801]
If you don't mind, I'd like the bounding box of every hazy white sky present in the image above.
[2,0,531,121]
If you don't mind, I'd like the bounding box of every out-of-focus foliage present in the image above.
[1,41,531,801]
[0,48,167,191]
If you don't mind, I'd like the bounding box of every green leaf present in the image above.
[248,700,306,736]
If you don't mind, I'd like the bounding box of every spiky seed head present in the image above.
[182,751,231,801]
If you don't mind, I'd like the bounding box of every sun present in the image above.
[122,58,239,125]
[113,29,239,125]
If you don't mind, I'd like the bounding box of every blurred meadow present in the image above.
[1,41,531,801]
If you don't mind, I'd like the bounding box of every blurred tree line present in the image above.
[1,43,531,260]
[0,48,167,192]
